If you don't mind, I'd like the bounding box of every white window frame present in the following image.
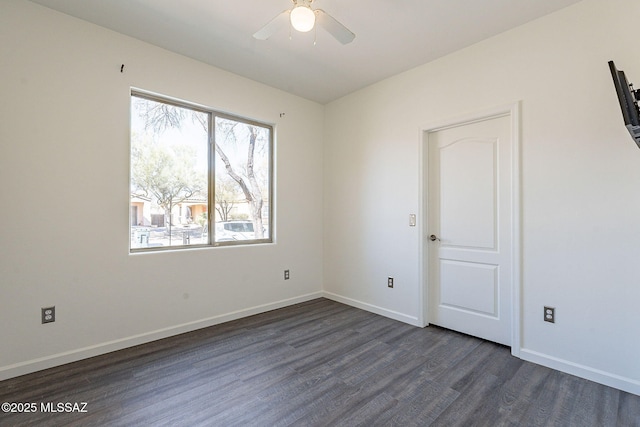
[129,90,274,252]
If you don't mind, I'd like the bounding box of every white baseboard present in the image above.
[5,292,638,397]
[322,291,421,327]
[0,292,323,381]
[520,348,640,396]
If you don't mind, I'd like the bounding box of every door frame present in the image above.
[418,102,521,356]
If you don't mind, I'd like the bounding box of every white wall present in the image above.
[0,0,324,379]
[324,0,640,394]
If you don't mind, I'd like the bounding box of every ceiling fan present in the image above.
[253,0,355,45]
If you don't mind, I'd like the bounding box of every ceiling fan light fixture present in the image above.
[290,5,315,32]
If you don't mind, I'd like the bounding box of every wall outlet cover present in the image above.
[42,306,55,324]
[544,306,555,323]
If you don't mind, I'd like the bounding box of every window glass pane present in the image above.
[130,96,209,249]
[214,117,271,243]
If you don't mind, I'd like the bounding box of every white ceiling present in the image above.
[28,0,582,104]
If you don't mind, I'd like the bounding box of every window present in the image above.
[130,91,272,251]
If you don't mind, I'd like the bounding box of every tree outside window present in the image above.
[130,92,272,251]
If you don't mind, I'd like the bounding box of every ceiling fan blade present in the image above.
[315,9,355,45]
[253,10,290,40]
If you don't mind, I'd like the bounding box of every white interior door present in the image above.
[427,113,514,346]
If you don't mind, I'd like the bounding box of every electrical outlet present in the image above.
[284,270,290,280]
[388,277,394,288]
[544,306,555,323]
[42,306,55,324]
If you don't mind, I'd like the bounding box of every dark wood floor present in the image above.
[1,298,639,426]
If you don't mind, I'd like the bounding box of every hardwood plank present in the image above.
[1,298,639,427]
[331,392,399,427]
[486,361,553,426]
[430,371,502,426]
[617,391,640,427]
[384,380,460,426]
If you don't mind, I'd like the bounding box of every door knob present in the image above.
[429,234,440,242]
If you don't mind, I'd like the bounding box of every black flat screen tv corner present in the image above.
[608,60,640,149]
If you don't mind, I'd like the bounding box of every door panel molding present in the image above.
[439,259,499,317]
[439,136,498,251]
[418,102,521,356]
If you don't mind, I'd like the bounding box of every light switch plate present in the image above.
[409,214,416,227]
